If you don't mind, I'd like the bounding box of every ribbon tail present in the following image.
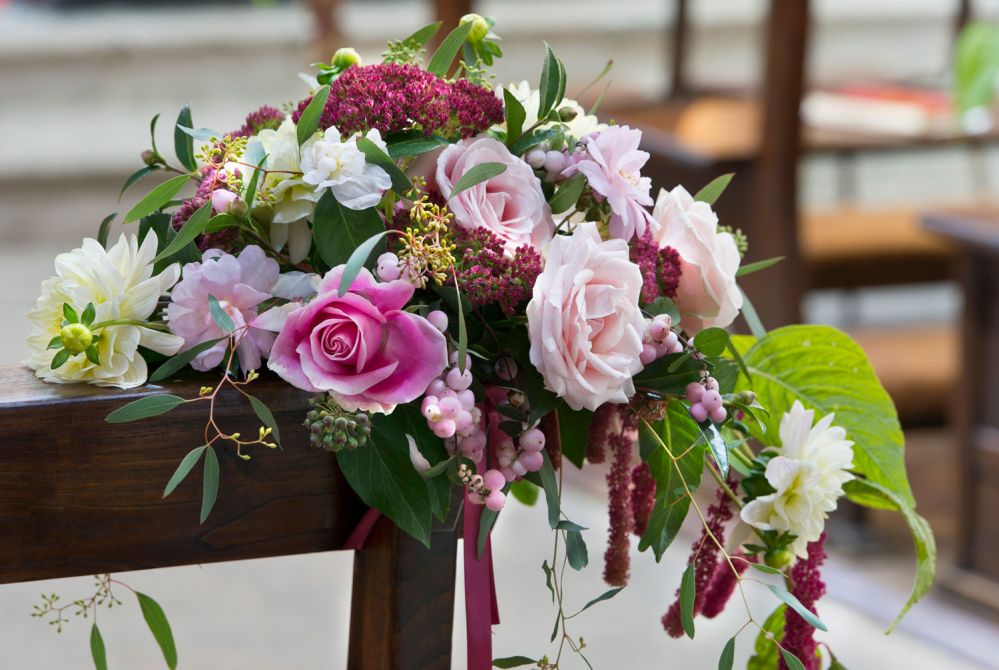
[343,507,382,551]
[464,492,495,670]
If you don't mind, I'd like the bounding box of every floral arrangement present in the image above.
[25,16,935,670]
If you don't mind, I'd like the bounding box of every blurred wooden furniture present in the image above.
[0,366,460,669]
[924,207,999,606]
[610,0,984,422]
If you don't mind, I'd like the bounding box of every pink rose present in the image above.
[526,222,645,411]
[267,266,448,413]
[436,136,554,255]
[651,186,742,332]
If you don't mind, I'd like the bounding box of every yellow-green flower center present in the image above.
[59,323,93,353]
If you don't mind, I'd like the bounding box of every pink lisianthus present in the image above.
[166,245,280,373]
[267,266,448,413]
[569,125,654,240]
[436,136,554,255]
[526,222,646,411]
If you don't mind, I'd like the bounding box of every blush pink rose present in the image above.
[436,136,554,255]
[267,266,447,413]
[526,222,645,411]
[651,185,743,332]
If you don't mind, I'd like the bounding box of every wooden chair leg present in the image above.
[348,510,460,669]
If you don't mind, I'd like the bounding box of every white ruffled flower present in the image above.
[740,401,854,557]
[255,118,320,264]
[497,81,606,142]
[300,127,391,210]
[25,234,184,389]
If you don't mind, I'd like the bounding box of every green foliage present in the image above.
[845,478,936,631]
[426,21,474,77]
[120,166,161,200]
[387,135,449,159]
[718,636,735,670]
[124,174,192,223]
[579,586,624,612]
[105,395,186,423]
[638,403,705,560]
[548,173,586,214]
[207,294,236,333]
[503,88,526,144]
[693,173,733,205]
[90,624,107,670]
[680,562,696,638]
[693,327,730,357]
[136,592,177,669]
[737,255,785,278]
[149,338,224,382]
[312,191,386,271]
[509,478,539,506]
[162,446,207,498]
[355,137,412,195]
[296,85,331,145]
[537,43,566,119]
[781,650,807,670]
[747,605,786,670]
[632,352,702,397]
[733,325,913,505]
[174,106,196,172]
[537,450,560,528]
[200,447,220,523]
[449,162,506,198]
[336,231,389,296]
[557,402,592,468]
[767,584,827,631]
[954,22,999,112]
[565,528,588,570]
[248,395,282,448]
[492,656,537,668]
[97,212,117,249]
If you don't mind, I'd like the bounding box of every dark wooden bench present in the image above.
[0,365,460,669]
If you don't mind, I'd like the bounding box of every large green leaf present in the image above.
[105,394,186,423]
[90,624,107,670]
[734,325,913,506]
[632,353,702,397]
[296,85,331,146]
[426,21,473,77]
[336,409,437,547]
[136,592,177,669]
[557,402,592,468]
[638,403,704,560]
[845,477,936,631]
[312,191,386,269]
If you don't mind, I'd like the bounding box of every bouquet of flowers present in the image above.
[25,16,934,670]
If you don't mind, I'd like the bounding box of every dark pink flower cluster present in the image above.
[779,534,827,670]
[603,409,638,587]
[663,483,734,637]
[292,63,502,139]
[630,461,656,537]
[630,230,682,304]
[230,105,285,138]
[450,225,543,317]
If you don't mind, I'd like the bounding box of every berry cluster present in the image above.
[457,463,507,512]
[494,425,546,481]
[303,395,372,451]
[685,375,727,424]
[640,313,685,365]
[422,351,482,443]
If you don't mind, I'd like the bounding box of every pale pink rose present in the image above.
[267,266,447,413]
[436,136,554,254]
[526,222,645,411]
[568,125,654,240]
[651,185,742,332]
[166,245,280,373]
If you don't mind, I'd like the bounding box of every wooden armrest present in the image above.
[0,365,364,584]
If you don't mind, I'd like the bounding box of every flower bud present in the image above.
[332,47,362,69]
[557,106,578,122]
[459,13,490,44]
[141,150,162,166]
[59,323,93,354]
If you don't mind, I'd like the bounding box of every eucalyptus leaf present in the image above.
[97,212,117,249]
[105,395,186,423]
[174,105,196,172]
[503,88,526,144]
[737,255,785,278]
[781,650,807,670]
[548,173,586,214]
[719,636,735,670]
[124,174,193,223]
[538,450,560,529]
[136,592,178,669]
[694,173,734,205]
[680,562,696,638]
[207,294,236,333]
[90,624,107,670]
[337,230,390,296]
[766,584,828,632]
[579,586,624,612]
[448,162,506,199]
[565,529,588,570]
[163,446,208,498]
[176,125,220,141]
[249,395,282,447]
[149,338,224,382]
[538,43,564,117]
[739,287,767,339]
[199,447,220,524]
[387,135,449,159]
[492,656,537,668]
[403,21,442,48]
[509,127,558,156]
[426,21,473,77]
[119,165,160,200]
[296,85,331,146]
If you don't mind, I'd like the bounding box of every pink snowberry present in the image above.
[710,406,728,423]
[518,451,544,472]
[518,427,546,453]
[438,396,462,420]
[526,148,547,169]
[485,489,506,512]
[446,366,473,391]
[427,378,447,397]
[689,402,709,423]
[457,389,476,410]
[376,252,402,282]
[427,310,449,333]
[649,319,668,342]
[483,469,506,491]
[432,418,456,438]
[701,390,723,412]
[685,382,705,403]
[640,344,658,365]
